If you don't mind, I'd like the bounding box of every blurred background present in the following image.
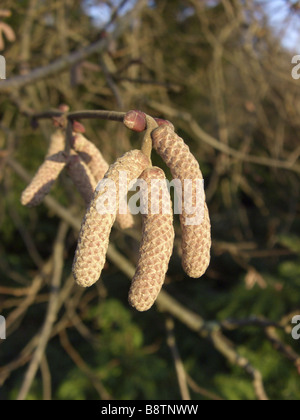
[0,0,300,400]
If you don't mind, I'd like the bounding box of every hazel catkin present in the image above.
[66,150,97,206]
[21,131,67,207]
[71,133,135,229]
[128,167,174,311]
[72,149,150,288]
[151,125,211,278]
[71,133,109,183]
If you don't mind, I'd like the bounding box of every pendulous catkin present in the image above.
[46,130,66,157]
[151,125,211,278]
[72,149,150,288]
[71,133,134,229]
[66,150,97,206]
[21,131,67,207]
[128,167,175,311]
[71,133,109,182]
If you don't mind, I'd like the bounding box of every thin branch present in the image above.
[265,327,300,371]
[165,317,191,400]
[28,110,126,126]
[0,7,135,92]
[17,222,69,400]
[186,375,224,401]
[40,356,52,401]
[59,329,112,400]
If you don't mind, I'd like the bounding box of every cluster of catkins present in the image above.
[21,110,211,311]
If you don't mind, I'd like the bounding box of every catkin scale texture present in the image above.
[46,130,65,157]
[128,167,175,311]
[66,150,97,206]
[21,130,67,207]
[71,134,109,182]
[71,133,134,229]
[72,150,150,288]
[151,125,211,278]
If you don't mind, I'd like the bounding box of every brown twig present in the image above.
[165,317,191,400]
[141,115,158,162]
[17,222,69,400]
[59,329,112,400]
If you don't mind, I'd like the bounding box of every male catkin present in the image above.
[151,125,211,278]
[128,167,174,311]
[21,131,67,207]
[71,133,134,229]
[71,133,109,182]
[66,150,97,206]
[72,149,150,288]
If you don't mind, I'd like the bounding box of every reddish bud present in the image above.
[154,118,174,130]
[124,110,174,132]
[123,110,146,132]
[73,120,86,133]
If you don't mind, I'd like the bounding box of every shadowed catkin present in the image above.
[21,131,67,207]
[71,133,134,229]
[151,125,211,278]
[72,149,150,288]
[46,130,66,157]
[128,167,174,311]
[66,150,97,206]
[71,133,109,182]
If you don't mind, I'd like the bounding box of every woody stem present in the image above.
[30,110,126,124]
[141,115,158,165]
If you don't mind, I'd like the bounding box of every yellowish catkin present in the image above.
[128,167,175,311]
[46,130,66,157]
[72,149,150,288]
[71,133,109,182]
[72,133,134,229]
[21,131,67,207]
[66,150,97,206]
[151,125,211,278]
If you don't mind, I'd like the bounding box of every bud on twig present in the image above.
[72,121,86,134]
[151,125,211,278]
[128,167,174,311]
[123,110,174,132]
[72,150,150,288]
